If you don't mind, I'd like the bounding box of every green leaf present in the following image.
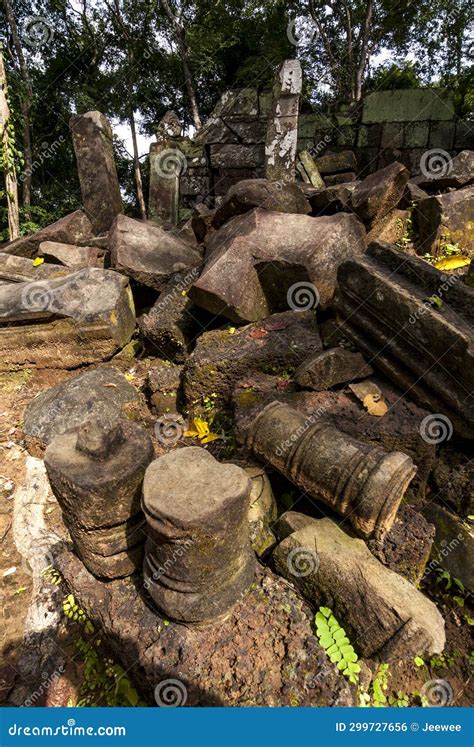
[319,634,334,649]
[329,651,342,663]
[414,656,424,667]
[333,628,346,640]
[319,607,332,618]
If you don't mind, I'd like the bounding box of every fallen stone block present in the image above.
[45,417,154,579]
[366,209,411,247]
[146,361,183,416]
[0,211,93,259]
[334,241,474,438]
[401,180,429,208]
[183,310,322,412]
[39,241,105,268]
[415,185,474,256]
[109,215,201,291]
[422,503,474,593]
[0,253,72,283]
[54,547,352,706]
[23,367,142,455]
[316,151,356,175]
[244,400,416,540]
[190,209,366,322]
[416,150,474,192]
[431,442,473,516]
[350,162,409,226]
[0,268,135,371]
[70,111,123,233]
[272,518,445,659]
[324,171,357,186]
[143,447,255,623]
[294,348,373,390]
[212,179,309,229]
[309,182,359,216]
[137,269,202,361]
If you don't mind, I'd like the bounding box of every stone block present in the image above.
[454,120,474,150]
[429,121,455,149]
[362,89,455,124]
[210,144,264,169]
[404,121,430,148]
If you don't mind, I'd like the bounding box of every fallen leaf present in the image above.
[434,256,471,271]
[263,319,290,331]
[248,328,268,339]
[32,257,44,267]
[102,383,118,388]
[184,417,222,443]
[363,393,388,417]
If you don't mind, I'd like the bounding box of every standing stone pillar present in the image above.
[246,401,416,540]
[44,416,154,579]
[70,111,123,234]
[148,111,184,225]
[142,446,255,623]
[264,59,302,183]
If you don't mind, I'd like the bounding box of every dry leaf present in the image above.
[32,257,44,267]
[184,417,222,443]
[363,393,388,417]
[248,328,268,339]
[434,256,471,271]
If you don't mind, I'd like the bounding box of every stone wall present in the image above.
[151,87,473,216]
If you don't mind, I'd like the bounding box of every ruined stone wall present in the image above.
[178,87,472,209]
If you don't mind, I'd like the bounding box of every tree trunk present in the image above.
[2,0,33,217]
[0,49,20,240]
[129,101,146,219]
[160,0,202,130]
[354,0,373,101]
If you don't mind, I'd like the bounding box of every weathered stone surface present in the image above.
[146,361,183,415]
[273,519,445,658]
[0,253,72,283]
[183,310,322,411]
[109,215,201,290]
[294,348,373,390]
[190,209,366,322]
[422,504,474,593]
[350,162,410,225]
[274,510,317,541]
[0,269,135,370]
[316,151,356,175]
[309,182,359,215]
[137,269,201,361]
[0,211,93,259]
[431,442,473,516]
[401,181,429,208]
[210,144,263,169]
[191,203,215,243]
[39,241,105,268]
[238,462,278,556]
[324,171,357,186]
[416,150,474,191]
[415,186,474,256]
[54,548,352,706]
[212,179,309,229]
[362,89,455,123]
[70,111,123,234]
[23,367,142,454]
[296,150,324,188]
[156,110,182,138]
[148,141,182,224]
[366,209,411,246]
[264,59,302,182]
[142,447,255,622]
[244,401,416,540]
[334,241,474,438]
[45,417,154,579]
[368,505,435,585]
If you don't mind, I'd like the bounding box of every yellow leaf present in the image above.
[200,432,221,444]
[193,418,210,438]
[434,256,471,271]
[124,372,135,382]
[32,257,44,266]
[228,327,236,334]
[363,393,388,417]
[183,428,199,438]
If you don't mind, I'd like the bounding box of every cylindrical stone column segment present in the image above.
[245,401,417,539]
[142,446,255,623]
[44,417,154,579]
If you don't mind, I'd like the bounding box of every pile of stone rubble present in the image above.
[2,59,473,707]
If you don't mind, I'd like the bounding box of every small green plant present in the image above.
[371,663,390,706]
[414,656,425,667]
[434,567,466,607]
[41,565,62,585]
[75,636,142,707]
[388,691,409,707]
[63,593,94,633]
[315,607,360,684]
